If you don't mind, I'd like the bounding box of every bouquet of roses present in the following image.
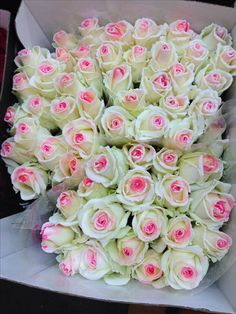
[1,17,236,290]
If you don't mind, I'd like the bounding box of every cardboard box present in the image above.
[1,1,236,313]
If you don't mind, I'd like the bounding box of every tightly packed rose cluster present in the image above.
[1,18,236,290]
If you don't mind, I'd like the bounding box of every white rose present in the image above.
[54,72,84,97]
[152,147,179,178]
[181,39,209,70]
[212,44,236,75]
[160,95,189,120]
[124,45,148,82]
[200,24,232,51]
[149,41,178,72]
[12,72,37,100]
[53,30,78,49]
[169,62,194,95]
[56,190,84,220]
[77,177,108,200]
[96,41,123,72]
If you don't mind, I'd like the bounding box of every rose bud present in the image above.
[181,39,209,69]
[50,96,79,129]
[85,146,128,188]
[12,72,37,100]
[132,206,167,241]
[75,57,103,97]
[4,105,17,126]
[178,152,223,185]
[117,168,155,208]
[106,231,148,266]
[53,30,78,49]
[78,195,130,246]
[79,17,100,36]
[77,177,108,200]
[124,45,148,82]
[140,68,172,103]
[41,222,75,253]
[63,118,98,159]
[132,106,169,143]
[164,215,193,248]
[169,62,194,95]
[11,164,48,200]
[56,190,84,220]
[102,20,134,49]
[212,44,236,75]
[132,249,166,288]
[100,106,133,145]
[133,18,167,49]
[123,142,156,170]
[96,42,123,72]
[193,225,232,262]
[58,247,82,276]
[162,118,195,151]
[71,45,92,59]
[167,19,195,52]
[35,136,68,171]
[76,240,111,280]
[152,147,179,177]
[53,152,85,187]
[200,24,232,51]
[156,174,190,208]
[77,88,104,124]
[114,89,147,117]
[55,47,75,72]
[54,72,84,97]
[149,41,178,72]
[162,246,209,290]
[190,181,235,228]
[160,95,189,120]
[195,64,233,95]
[103,64,133,102]
[1,137,32,166]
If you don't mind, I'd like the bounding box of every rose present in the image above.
[140,68,172,103]
[11,164,48,200]
[12,72,37,100]
[71,45,92,59]
[167,19,195,52]
[132,206,167,241]
[200,24,232,51]
[100,106,133,145]
[156,174,190,208]
[4,105,17,126]
[85,146,128,187]
[75,57,103,96]
[77,177,108,200]
[133,18,167,49]
[50,96,79,129]
[35,136,68,171]
[117,168,155,208]
[55,47,75,72]
[193,225,232,262]
[132,106,169,143]
[162,246,209,290]
[55,72,84,97]
[169,63,194,95]
[53,30,78,49]
[123,142,156,170]
[76,240,111,280]
[1,137,32,167]
[14,46,51,76]
[106,231,148,266]
[160,95,189,121]
[96,42,123,72]
[103,64,133,102]
[114,89,147,117]
[53,152,85,187]
[181,39,209,69]
[58,247,82,276]
[190,181,235,228]
[178,152,223,185]
[152,148,179,177]
[63,118,98,159]
[56,190,84,220]
[149,41,178,72]
[164,215,193,248]
[79,18,100,36]
[212,44,236,75]
[195,65,233,95]
[102,20,134,49]
[124,45,148,82]
[77,88,104,124]
[41,222,75,253]
[78,195,130,246]
[162,118,195,151]
[14,118,50,153]
[132,249,166,288]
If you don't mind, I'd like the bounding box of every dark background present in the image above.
[0,1,235,313]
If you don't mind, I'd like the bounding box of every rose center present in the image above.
[216,239,228,249]
[74,132,85,144]
[122,247,133,257]
[203,154,219,174]
[18,123,30,134]
[143,221,158,235]
[94,156,108,172]
[176,20,189,32]
[130,176,147,193]
[163,152,177,165]
[39,63,54,74]
[83,177,93,187]
[180,266,197,280]
[94,212,110,230]
[59,193,72,207]
[87,249,97,269]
